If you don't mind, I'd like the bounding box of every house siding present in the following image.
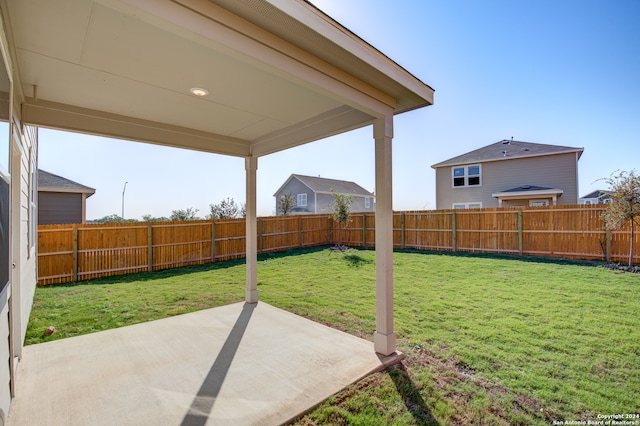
[38,192,83,224]
[275,176,375,215]
[435,153,579,209]
[275,179,315,214]
[0,12,39,417]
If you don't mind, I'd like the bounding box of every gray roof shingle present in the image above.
[431,140,584,168]
[38,169,96,195]
[276,174,373,197]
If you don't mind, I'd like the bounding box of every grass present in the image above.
[26,247,640,425]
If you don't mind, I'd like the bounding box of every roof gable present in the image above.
[431,140,584,168]
[274,174,373,197]
[38,169,96,196]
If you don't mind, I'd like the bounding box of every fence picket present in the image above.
[36,205,639,285]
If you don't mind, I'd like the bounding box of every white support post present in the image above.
[245,156,258,303]
[373,115,396,355]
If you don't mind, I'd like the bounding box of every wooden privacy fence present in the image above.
[37,205,638,285]
[37,215,332,285]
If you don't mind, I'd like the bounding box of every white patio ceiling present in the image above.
[6,0,434,157]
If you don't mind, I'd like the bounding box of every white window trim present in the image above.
[365,197,371,208]
[296,193,307,207]
[452,164,482,188]
[452,202,483,209]
[529,200,548,207]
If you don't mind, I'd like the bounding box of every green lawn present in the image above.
[26,247,640,425]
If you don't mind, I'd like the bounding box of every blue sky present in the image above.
[39,0,640,219]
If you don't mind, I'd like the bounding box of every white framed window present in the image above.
[452,165,481,187]
[530,200,548,207]
[453,202,483,209]
[296,193,307,207]
[365,197,371,208]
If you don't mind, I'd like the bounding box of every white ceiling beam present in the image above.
[250,105,374,157]
[23,98,251,156]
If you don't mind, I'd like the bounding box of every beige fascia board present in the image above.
[315,191,373,198]
[492,189,564,199]
[39,187,96,195]
[251,105,375,157]
[23,98,251,157]
[431,150,585,169]
[268,0,434,107]
[163,0,396,117]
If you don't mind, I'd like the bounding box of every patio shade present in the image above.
[3,0,434,356]
[8,0,433,156]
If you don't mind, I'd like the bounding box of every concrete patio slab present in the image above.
[8,302,402,426]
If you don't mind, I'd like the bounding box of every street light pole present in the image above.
[122,181,128,222]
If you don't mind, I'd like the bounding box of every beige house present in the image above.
[0,0,433,418]
[274,174,374,215]
[431,140,583,209]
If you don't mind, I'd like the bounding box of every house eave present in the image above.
[39,187,96,197]
[492,189,564,199]
[432,149,584,169]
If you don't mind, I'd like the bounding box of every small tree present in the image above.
[277,192,295,216]
[170,207,199,221]
[141,214,170,222]
[331,190,353,250]
[601,169,640,268]
[89,214,124,224]
[208,197,242,219]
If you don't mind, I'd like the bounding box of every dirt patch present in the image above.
[406,347,558,425]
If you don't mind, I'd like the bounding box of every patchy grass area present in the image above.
[26,247,640,425]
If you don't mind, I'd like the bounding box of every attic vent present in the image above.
[522,185,531,189]
[502,150,508,156]
[502,140,510,145]
[521,148,530,151]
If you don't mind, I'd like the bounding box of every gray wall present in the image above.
[276,179,375,215]
[38,192,83,224]
[275,179,315,214]
[435,153,580,209]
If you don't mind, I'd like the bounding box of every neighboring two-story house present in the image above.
[274,174,375,215]
[431,140,584,209]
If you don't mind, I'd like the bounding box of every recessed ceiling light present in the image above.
[190,87,209,97]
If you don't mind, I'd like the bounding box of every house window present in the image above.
[365,197,371,208]
[296,193,307,207]
[452,165,481,187]
[530,200,548,207]
[453,202,482,209]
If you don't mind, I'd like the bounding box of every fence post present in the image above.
[147,224,153,272]
[210,221,216,262]
[329,216,333,245]
[362,214,367,247]
[299,216,303,248]
[518,210,523,255]
[400,212,406,249]
[72,227,78,282]
[605,228,611,262]
[258,219,263,254]
[452,211,457,251]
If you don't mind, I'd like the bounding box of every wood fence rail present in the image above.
[37,205,638,285]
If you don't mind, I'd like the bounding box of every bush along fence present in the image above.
[37,205,638,285]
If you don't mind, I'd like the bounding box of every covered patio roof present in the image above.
[2,0,433,357]
[8,0,433,157]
